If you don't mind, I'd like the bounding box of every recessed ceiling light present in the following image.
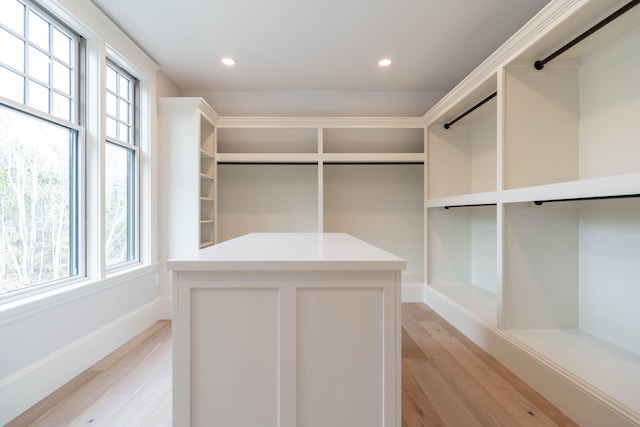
[222,57,236,66]
[378,58,392,67]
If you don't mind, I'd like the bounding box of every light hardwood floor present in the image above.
[8,303,577,426]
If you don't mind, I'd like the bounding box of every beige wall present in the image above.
[156,71,182,97]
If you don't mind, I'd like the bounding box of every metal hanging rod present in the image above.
[534,194,640,205]
[444,203,497,209]
[534,0,640,70]
[218,162,424,166]
[324,162,424,165]
[444,92,497,129]
[218,162,319,165]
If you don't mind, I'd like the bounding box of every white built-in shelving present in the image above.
[322,127,424,163]
[424,1,640,425]
[216,163,319,242]
[214,124,425,296]
[159,98,218,257]
[427,205,498,325]
[199,119,215,247]
[216,127,318,163]
[504,0,640,193]
[426,76,497,204]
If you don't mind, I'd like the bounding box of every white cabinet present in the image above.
[424,1,640,425]
[158,98,218,257]
[168,233,404,427]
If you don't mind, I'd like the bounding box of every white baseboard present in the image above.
[401,283,424,302]
[0,298,164,425]
[157,296,172,319]
[423,286,640,427]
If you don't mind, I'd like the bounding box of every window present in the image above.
[105,62,137,268]
[0,0,80,296]
[0,0,76,121]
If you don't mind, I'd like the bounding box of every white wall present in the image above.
[579,198,640,356]
[157,71,183,98]
[217,164,319,243]
[0,0,163,423]
[324,164,424,284]
[156,71,182,304]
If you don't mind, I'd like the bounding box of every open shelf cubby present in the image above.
[504,2,640,189]
[217,127,317,154]
[322,128,423,155]
[427,79,497,200]
[216,163,319,243]
[504,197,640,415]
[426,204,497,325]
[323,163,424,286]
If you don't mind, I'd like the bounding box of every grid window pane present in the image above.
[28,10,49,51]
[118,75,129,98]
[0,66,25,103]
[52,60,70,94]
[52,28,70,64]
[52,91,70,120]
[28,79,49,112]
[106,64,135,146]
[106,66,117,92]
[0,0,25,36]
[119,123,129,143]
[118,98,129,123]
[106,116,117,140]
[28,45,50,83]
[105,143,134,266]
[106,91,117,117]
[0,28,25,72]
[0,105,78,294]
[0,2,76,122]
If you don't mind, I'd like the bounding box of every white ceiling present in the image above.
[91,0,552,116]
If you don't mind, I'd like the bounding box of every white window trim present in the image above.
[0,0,160,306]
[104,60,140,270]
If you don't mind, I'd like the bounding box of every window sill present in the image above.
[0,263,158,325]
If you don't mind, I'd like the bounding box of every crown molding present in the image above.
[422,0,588,126]
[216,116,425,128]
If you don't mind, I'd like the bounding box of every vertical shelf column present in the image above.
[199,116,215,248]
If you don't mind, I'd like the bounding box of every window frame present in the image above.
[104,59,140,271]
[0,0,80,122]
[0,97,86,302]
[0,0,155,304]
[0,0,86,302]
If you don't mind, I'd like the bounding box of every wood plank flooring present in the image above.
[401,303,577,427]
[8,303,577,426]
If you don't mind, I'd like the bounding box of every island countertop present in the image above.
[166,232,407,271]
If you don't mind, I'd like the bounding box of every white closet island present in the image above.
[167,233,405,427]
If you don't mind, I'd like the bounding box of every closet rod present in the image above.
[323,162,424,165]
[534,0,640,70]
[217,162,318,165]
[444,203,496,209]
[533,194,640,205]
[444,92,497,129]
